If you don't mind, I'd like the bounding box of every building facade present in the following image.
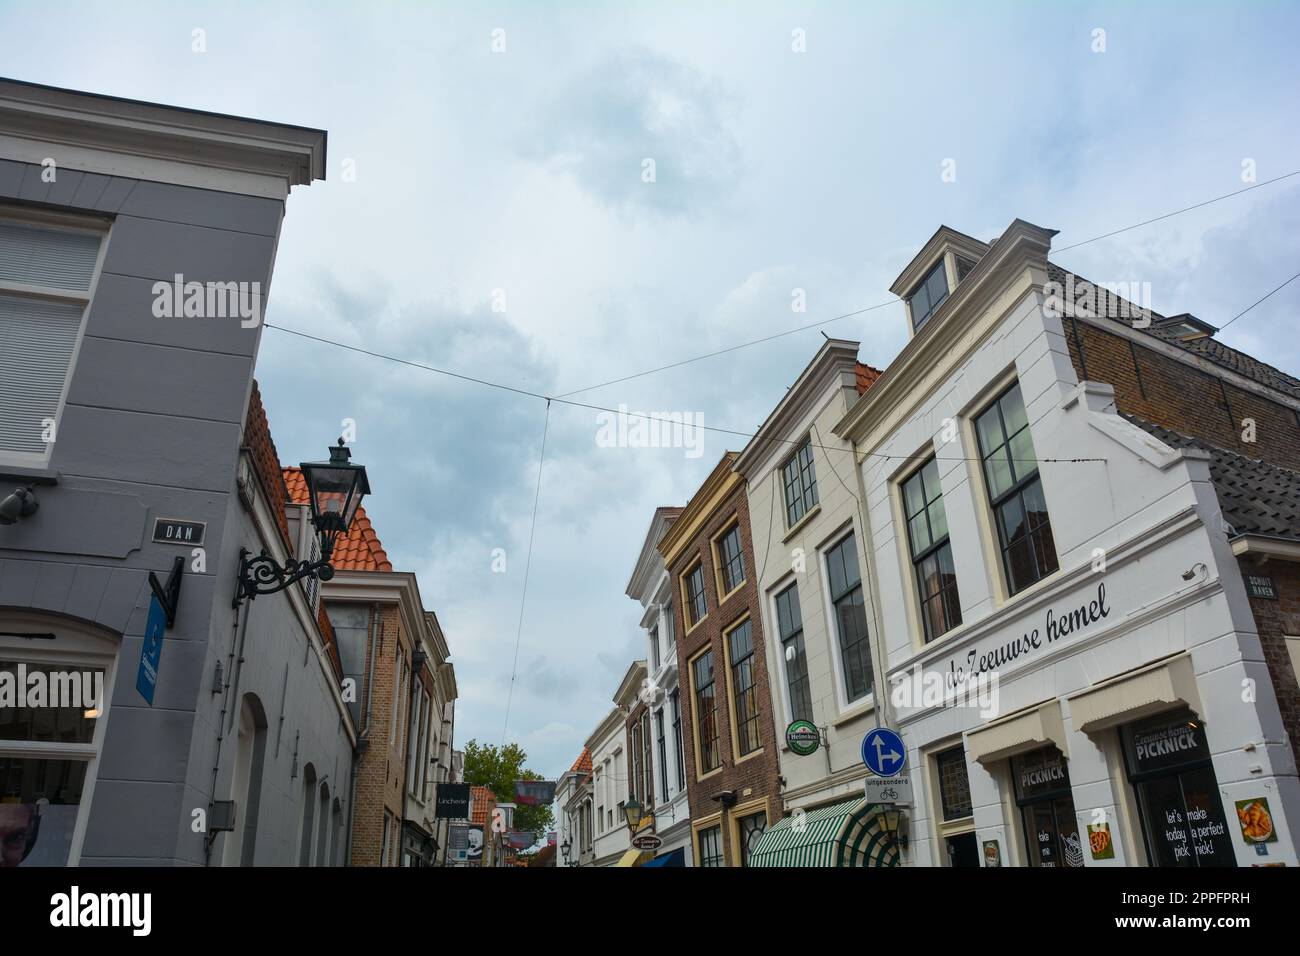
[555,746,591,867]
[585,704,631,866]
[659,453,782,866]
[832,220,1299,867]
[733,341,889,855]
[0,79,335,866]
[625,507,692,865]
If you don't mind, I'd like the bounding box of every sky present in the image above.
[3,0,1298,781]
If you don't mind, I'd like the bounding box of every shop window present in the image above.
[1121,710,1236,867]
[974,382,1059,595]
[1012,747,1083,867]
[698,824,724,867]
[901,457,962,642]
[0,757,87,866]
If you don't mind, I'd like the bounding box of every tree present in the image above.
[462,739,555,837]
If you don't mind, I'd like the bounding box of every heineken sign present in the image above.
[786,719,820,756]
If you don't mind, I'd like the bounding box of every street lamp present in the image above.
[876,806,907,849]
[560,838,572,866]
[623,797,644,833]
[235,439,370,606]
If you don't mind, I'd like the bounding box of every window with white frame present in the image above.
[0,616,116,867]
[908,260,949,331]
[0,212,108,465]
[825,533,873,703]
[781,438,819,528]
[774,582,812,723]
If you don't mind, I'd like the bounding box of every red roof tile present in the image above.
[283,466,393,571]
[855,362,883,395]
[569,747,593,775]
[470,785,498,826]
[244,382,293,550]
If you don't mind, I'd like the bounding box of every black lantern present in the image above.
[623,797,644,833]
[234,439,370,606]
[560,838,572,865]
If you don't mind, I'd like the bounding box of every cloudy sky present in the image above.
[4,1,1297,780]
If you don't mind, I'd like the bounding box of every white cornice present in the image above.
[613,660,648,708]
[322,569,429,652]
[626,509,681,600]
[889,225,990,297]
[0,77,326,200]
[1231,534,1300,562]
[733,337,860,480]
[585,707,625,752]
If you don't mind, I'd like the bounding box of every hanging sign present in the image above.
[785,719,821,756]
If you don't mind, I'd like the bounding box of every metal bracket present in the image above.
[148,555,185,628]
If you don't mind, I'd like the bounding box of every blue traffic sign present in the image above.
[862,727,907,777]
[136,594,168,706]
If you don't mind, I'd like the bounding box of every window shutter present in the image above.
[0,222,101,291]
[0,293,84,454]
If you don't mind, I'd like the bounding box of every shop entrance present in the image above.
[1121,709,1236,867]
[1013,747,1083,867]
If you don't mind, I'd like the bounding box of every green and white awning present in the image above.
[748,797,900,867]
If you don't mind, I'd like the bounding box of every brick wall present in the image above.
[348,603,412,866]
[1062,317,1300,470]
[1243,561,1300,771]
[667,479,782,866]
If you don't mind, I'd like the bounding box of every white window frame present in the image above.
[817,523,876,714]
[0,613,120,867]
[767,572,804,727]
[0,204,112,470]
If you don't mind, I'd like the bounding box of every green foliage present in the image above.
[462,739,555,838]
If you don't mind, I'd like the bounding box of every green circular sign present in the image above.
[786,719,820,756]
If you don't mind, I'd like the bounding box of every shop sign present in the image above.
[466,825,485,860]
[435,782,471,818]
[1245,574,1277,600]
[135,594,168,706]
[982,840,1001,867]
[1015,748,1069,800]
[632,833,663,851]
[785,719,820,756]
[152,518,205,546]
[448,824,470,863]
[1126,715,1211,776]
[926,581,1112,691]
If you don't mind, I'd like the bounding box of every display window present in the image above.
[1012,747,1083,867]
[1121,710,1235,867]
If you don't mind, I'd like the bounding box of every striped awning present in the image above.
[749,797,900,868]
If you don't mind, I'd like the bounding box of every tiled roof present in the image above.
[855,362,883,395]
[569,747,593,775]
[1046,263,1300,400]
[470,785,498,826]
[283,467,393,571]
[243,381,293,550]
[1127,416,1300,542]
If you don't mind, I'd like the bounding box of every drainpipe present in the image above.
[400,646,426,865]
[206,593,252,865]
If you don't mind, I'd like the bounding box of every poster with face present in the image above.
[466,825,484,860]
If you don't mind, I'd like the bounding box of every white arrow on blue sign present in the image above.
[861,727,907,777]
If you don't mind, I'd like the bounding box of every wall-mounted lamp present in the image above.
[0,486,39,525]
[876,806,908,849]
[234,440,370,606]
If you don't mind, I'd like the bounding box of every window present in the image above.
[641,712,654,809]
[774,583,812,723]
[716,523,746,595]
[1012,748,1082,868]
[692,650,720,774]
[902,457,962,642]
[781,438,819,527]
[649,626,660,671]
[655,710,669,803]
[826,534,873,702]
[726,619,761,756]
[698,824,724,867]
[671,690,685,790]
[936,747,973,821]
[736,811,767,866]
[630,724,641,803]
[683,562,707,628]
[908,260,949,330]
[596,803,604,834]
[974,382,1059,595]
[380,810,392,866]
[0,215,106,464]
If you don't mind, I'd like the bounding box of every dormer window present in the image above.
[908,261,950,331]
